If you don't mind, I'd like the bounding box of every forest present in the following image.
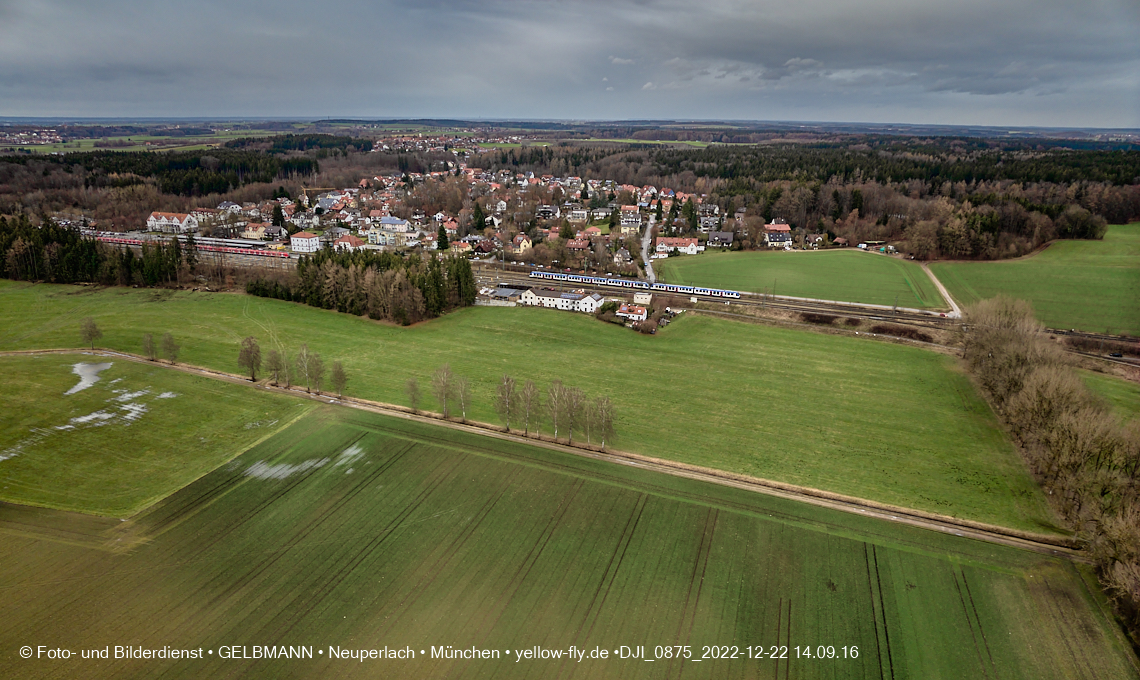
[246,249,477,326]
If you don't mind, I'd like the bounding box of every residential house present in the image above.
[566,238,590,252]
[655,237,701,255]
[568,208,589,223]
[519,288,605,314]
[146,212,199,234]
[291,232,320,253]
[334,234,366,252]
[613,247,632,265]
[509,233,532,255]
[766,232,792,248]
[241,222,268,240]
[616,304,648,322]
[707,231,734,247]
[536,205,560,220]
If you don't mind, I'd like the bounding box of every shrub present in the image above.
[800,312,837,325]
[869,324,933,343]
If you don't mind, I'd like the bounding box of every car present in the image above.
[1109,352,1124,358]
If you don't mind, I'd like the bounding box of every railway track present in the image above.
[476,270,957,330]
[476,265,1138,345]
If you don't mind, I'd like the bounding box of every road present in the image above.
[922,262,962,318]
[1,347,1083,559]
[640,215,656,283]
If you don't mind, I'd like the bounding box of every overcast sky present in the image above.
[1,0,1137,127]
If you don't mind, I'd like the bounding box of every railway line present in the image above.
[476,269,958,329]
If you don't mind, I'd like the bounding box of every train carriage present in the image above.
[528,271,738,299]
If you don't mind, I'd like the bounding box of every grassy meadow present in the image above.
[1,405,1133,680]
[655,249,947,309]
[0,282,1056,532]
[930,224,1140,335]
[0,354,308,516]
[1082,370,1140,423]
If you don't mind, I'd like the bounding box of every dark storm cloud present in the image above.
[0,0,1136,126]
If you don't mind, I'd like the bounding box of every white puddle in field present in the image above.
[334,443,364,467]
[244,458,330,480]
[112,389,150,402]
[64,362,113,395]
[2,364,164,464]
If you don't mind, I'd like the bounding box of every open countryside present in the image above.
[0,280,1059,533]
[1,402,1134,680]
[930,223,1140,335]
[655,249,948,309]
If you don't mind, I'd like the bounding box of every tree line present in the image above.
[2,148,318,196]
[0,214,207,286]
[962,297,1140,647]
[245,249,476,325]
[237,337,348,396]
[406,367,617,449]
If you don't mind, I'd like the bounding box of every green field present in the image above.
[930,224,1140,335]
[1082,370,1140,423]
[0,282,1056,532]
[0,354,307,516]
[0,404,1133,679]
[656,249,948,309]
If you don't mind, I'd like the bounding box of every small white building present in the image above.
[291,231,320,253]
[655,237,702,255]
[146,212,199,234]
[616,304,648,322]
[519,288,605,314]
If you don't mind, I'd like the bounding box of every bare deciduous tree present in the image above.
[237,336,261,381]
[454,375,471,421]
[520,380,541,436]
[595,396,615,449]
[309,353,325,394]
[495,374,518,430]
[142,333,156,361]
[547,380,566,441]
[432,364,454,418]
[161,332,179,364]
[295,344,312,392]
[80,317,102,349]
[331,360,347,397]
[265,349,285,386]
[406,377,421,413]
[565,386,585,444]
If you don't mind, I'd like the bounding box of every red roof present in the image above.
[292,231,319,239]
[656,237,698,247]
[335,234,365,247]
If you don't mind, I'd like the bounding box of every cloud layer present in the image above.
[0,0,1137,126]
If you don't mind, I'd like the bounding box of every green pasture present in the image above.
[656,249,948,309]
[0,354,307,516]
[0,406,1132,679]
[1082,370,1140,423]
[0,282,1056,532]
[930,224,1140,335]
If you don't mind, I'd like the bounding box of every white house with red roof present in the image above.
[146,212,199,234]
[291,231,320,253]
[616,303,648,322]
[334,234,366,252]
[655,237,701,255]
